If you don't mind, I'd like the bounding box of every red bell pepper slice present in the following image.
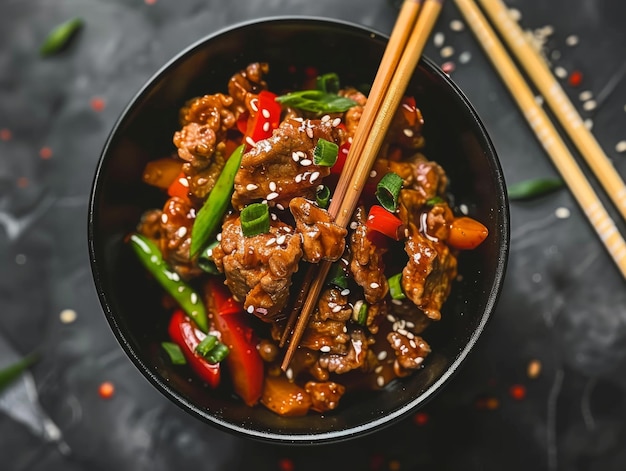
[331,140,350,175]
[168,310,221,388]
[167,171,190,201]
[206,279,264,406]
[365,205,404,241]
[242,90,282,149]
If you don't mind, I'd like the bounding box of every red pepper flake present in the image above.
[568,70,583,87]
[0,128,12,141]
[17,177,29,188]
[278,457,294,471]
[90,97,106,112]
[39,147,53,159]
[98,381,115,399]
[441,61,455,74]
[413,411,429,426]
[509,384,527,401]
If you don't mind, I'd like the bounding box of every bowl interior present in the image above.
[89,18,509,444]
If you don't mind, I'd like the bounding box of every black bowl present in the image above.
[88,17,509,444]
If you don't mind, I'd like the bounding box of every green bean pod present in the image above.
[129,233,208,333]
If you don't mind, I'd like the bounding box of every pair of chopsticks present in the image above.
[454,0,626,279]
[280,0,444,369]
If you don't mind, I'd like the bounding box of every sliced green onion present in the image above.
[240,203,270,237]
[507,178,564,200]
[426,196,444,206]
[352,300,368,325]
[190,144,245,256]
[195,335,218,357]
[198,240,220,275]
[0,353,38,392]
[388,273,406,300]
[313,139,339,167]
[326,262,348,290]
[316,185,331,209]
[316,73,340,94]
[161,342,187,365]
[40,17,84,57]
[275,90,357,114]
[205,343,230,364]
[376,172,403,212]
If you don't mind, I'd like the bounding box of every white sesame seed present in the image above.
[262,108,270,119]
[403,128,414,137]
[579,90,593,101]
[246,183,258,191]
[375,365,383,374]
[377,350,388,361]
[406,331,415,339]
[508,7,521,21]
[177,286,185,293]
[286,368,294,380]
[328,302,337,308]
[250,98,259,112]
[59,309,77,324]
[386,314,396,323]
[266,238,276,246]
[269,181,277,192]
[450,19,464,31]
[292,152,300,162]
[397,328,408,336]
[245,136,256,147]
[267,192,279,200]
[376,376,385,387]
[535,95,544,106]
[555,207,570,219]
[176,226,187,238]
[459,203,469,215]
[247,305,255,314]
[615,140,626,153]
[584,119,593,130]
[415,357,424,365]
[332,305,342,313]
[276,203,285,210]
[283,227,292,233]
[300,159,312,166]
[410,339,417,349]
[161,213,168,224]
[295,174,303,183]
[459,51,472,64]
[565,35,579,47]
[406,321,415,328]
[270,213,277,221]
[341,289,350,296]
[370,282,380,289]
[350,221,358,230]
[276,235,286,245]
[391,299,403,305]
[370,170,377,178]
[440,45,454,58]
[262,121,270,132]
[178,177,189,187]
[332,117,342,127]
[216,233,222,241]
[310,171,320,183]
[433,32,445,48]
[582,99,597,111]
[170,272,180,282]
[320,345,331,353]
[306,127,314,139]
[554,66,567,79]
[321,114,331,122]
[191,293,198,304]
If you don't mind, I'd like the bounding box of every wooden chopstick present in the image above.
[278,0,425,348]
[454,0,626,278]
[281,0,444,370]
[477,0,626,222]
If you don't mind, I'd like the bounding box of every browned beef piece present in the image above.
[289,197,347,263]
[187,151,225,200]
[211,213,302,321]
[147,197,202,280]
[387,331,430,373]
[179,93,238,129]
[388,301,432,335]
[304,381,346,412]
[317,329,369,374]
[300,288,351,354]
[338,87,367,137]
[349,206,389,304]
[228,62,269,112]
[390,154,447,202]
[231,117,341,210]
[136,209,162,240]
[384,101,425,150]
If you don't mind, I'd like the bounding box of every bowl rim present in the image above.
[88,15,510,444]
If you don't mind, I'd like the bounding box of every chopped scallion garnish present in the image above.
[313,138,339,167]
[275,90,357,114]
[40,17,84,57]
[316,185,331,209]
[316,73,340,94]
[375,172,403,212]
[205,343,230,364]
[198,240,220,274]
[388,273,406,300]
[195,335,218,357]
[426,196,444,206]
[352,300,368,325]
[327,262,348,290]
[161,342,187,365]
[240,203,270,237]
[507,178,564,200]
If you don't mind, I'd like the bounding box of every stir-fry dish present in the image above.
[131,63,488,416]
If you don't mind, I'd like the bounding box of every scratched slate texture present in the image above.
[1,0,625,470]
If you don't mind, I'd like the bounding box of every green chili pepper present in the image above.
[507,178,564,201]
[198,240,221,275]
[161,342,187,365]
[275,90,357,114]
[40,17,84,57]
[190,144,245,257]
[0,353,38,392]
[130,233,208,333]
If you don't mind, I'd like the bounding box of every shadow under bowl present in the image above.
[88,17,509,444]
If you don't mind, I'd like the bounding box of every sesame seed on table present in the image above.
[1,0,625,470]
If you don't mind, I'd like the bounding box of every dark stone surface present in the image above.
[1,0,625,470]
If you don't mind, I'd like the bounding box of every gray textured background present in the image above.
[1,0,625,470]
